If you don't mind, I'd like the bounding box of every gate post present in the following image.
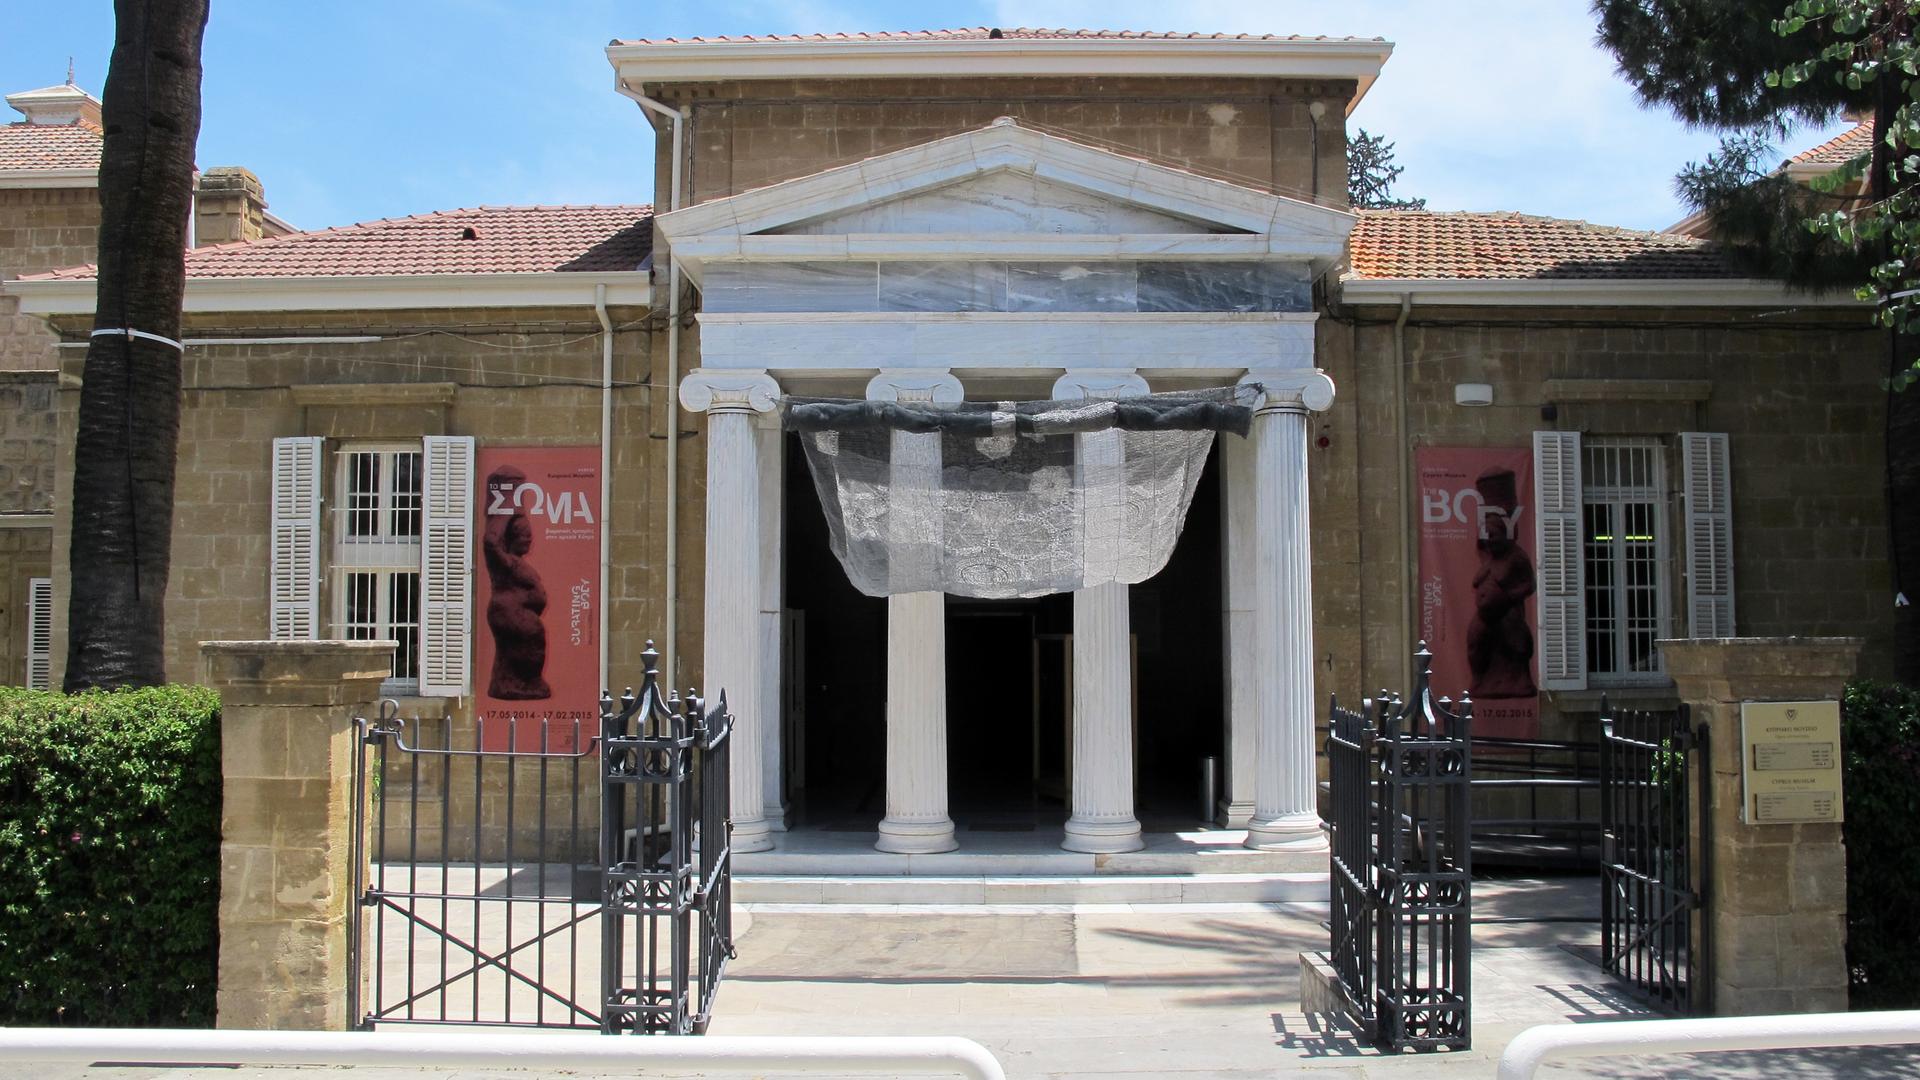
[200,640,396,1031]
[1661,637,1861,1017]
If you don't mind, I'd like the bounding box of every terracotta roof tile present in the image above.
[0,121,102,172]
[1346,210,1736,281]
[27,204,653,281]
[1789,118,1875,166]
[614,27,1383,44]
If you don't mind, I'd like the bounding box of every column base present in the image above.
[1216,798,1255,829]
[733,817,777,854]
[1244,812,1328,852]
[1062,817,1145,853]
[875,818,958,854]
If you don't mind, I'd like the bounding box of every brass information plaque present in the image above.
[1740,700,1843,824]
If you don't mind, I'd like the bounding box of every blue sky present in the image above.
[3,1,1847,234]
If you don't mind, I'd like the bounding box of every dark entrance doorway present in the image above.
[782,432,1225,832]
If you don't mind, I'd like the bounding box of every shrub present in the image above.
[0,686,221,1026]
[1841,680,1920,1010]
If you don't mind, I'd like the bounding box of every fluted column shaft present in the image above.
[871,372,960,854]
[704,403,771,852]
[1246,397,1325,850]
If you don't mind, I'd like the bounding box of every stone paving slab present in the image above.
[21,876,1918,1079]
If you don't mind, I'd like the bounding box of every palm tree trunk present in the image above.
[64,0,209,690]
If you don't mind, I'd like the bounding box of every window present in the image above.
[333,447,423,691]
[1581,439,1669,682]
[1533,430,1733,693]
[271,435,474,698]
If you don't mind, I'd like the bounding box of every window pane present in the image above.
[389,572,421,681]
[343,572,378,640]
[346,453,380,538]
[1584,503,1618,675]
[390,452,422,539]
[1623,502,1660,672]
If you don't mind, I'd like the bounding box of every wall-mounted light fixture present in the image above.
[1454,383,1494,407]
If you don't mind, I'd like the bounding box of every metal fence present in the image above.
[599,644,734,1035]
[1324,643,1474,1052]
[1599,701,1710,1015]
[348,640,732,1035]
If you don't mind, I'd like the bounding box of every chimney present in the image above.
[193,167,270,246]
[5,81,103,128]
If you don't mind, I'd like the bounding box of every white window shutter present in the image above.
[419,435,474,698]
[25,577,51,690]
[1681,432,1735,638]
[1534,431,1587,691]
[269,437,323,639]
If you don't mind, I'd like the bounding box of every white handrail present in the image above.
[1499,1010,1920,1079]
[0,1028,1006,1080]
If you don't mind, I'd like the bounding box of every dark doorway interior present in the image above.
[783,432,1225,832]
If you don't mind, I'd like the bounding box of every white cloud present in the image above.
[987,0,1846,229]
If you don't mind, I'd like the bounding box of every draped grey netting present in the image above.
[785,387,1256,599]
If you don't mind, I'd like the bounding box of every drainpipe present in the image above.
[1394,292,1414,690]
[594,284,614,694]
[621,82,689,684]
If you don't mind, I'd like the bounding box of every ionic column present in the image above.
[1239,369,1336,851]
[680,369,781,854]
[1055,371,1147,854]
[869,370,962,854]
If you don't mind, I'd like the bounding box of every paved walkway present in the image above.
[25,876,1920,1078]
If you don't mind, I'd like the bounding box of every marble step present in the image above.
[734,871,1328,906]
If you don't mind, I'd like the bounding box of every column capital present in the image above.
[680,369,781,414]
[1053,369,1149,400]
[1239,368,1335,414]
[866,369,962,403]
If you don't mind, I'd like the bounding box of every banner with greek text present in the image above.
[474,446,601,753]
[1417,447,1539,738]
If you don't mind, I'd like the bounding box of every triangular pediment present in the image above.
[653,117,1356,255]
[772,169,1236,236]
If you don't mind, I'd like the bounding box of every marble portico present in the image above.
[664,118,1353,854]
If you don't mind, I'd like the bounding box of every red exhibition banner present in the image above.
[473,446,601,753]
[1416,446,1540,739]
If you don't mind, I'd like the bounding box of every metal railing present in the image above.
[0,1029,1007,1080]
[1497,1011,1920,1079]
[1323,642,1474,1052]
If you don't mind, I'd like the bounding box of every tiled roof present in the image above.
[615,27,1383,44]
[26,204,654,281]
[0,121,102,171]
[1347,210,1737,281]
[1789,118,1874,166]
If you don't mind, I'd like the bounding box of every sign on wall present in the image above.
[1739,700,1844,824]
[474,446,601,753]
[1416,447,1540,738]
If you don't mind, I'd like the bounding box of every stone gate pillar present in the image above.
[1662,636,1861,1016]
[202,639,394,1030]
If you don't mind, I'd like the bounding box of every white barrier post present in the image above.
[0,1029,1007,1080]
[1498,1011,1920,1080]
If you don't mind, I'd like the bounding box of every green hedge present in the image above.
[0,686,221,1026]
[1842,680,1920,1010]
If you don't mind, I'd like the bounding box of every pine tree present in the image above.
[65,0,210,689]
[1347,129,1427,210]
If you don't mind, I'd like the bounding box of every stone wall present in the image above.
[44,305,675,691]
[649,76,1355,211]
[0,187,97,372]
[1328,304,1891,743]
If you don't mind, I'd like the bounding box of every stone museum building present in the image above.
[1,30,1893,861]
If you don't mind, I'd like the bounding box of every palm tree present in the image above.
[64,0,209,690]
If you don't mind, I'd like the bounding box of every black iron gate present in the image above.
[1325,644,1473,1052]
[348,642,732,1033]
[1599,701,1711,1015]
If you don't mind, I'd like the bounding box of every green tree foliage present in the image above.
[1841,680,1920,1008]
[1771,1,1919,384]
[0,686,221,1025]
[1347,129,1427,210]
